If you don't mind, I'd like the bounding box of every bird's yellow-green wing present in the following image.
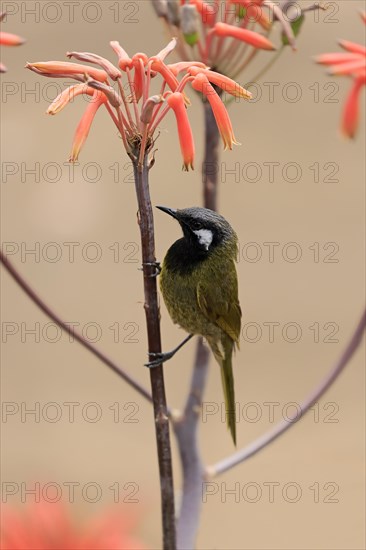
[197,271,241,445]
[197,274,242,345]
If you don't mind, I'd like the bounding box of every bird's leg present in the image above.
[145,334,194,368]
[140,261,161,277]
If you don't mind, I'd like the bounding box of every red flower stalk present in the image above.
[0,12,25,72]
[0,502,146,550]
[315,12,366,138]
[27,39,250,168]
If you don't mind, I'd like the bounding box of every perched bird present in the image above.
[152,206,242,444]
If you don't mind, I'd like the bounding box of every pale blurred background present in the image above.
[1,1,365,548]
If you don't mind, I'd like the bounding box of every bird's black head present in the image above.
[157,206,236,255]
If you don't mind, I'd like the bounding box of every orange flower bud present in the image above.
[141,95,164,124]
[315,52,364,65]
[0,31,25,46]
[187,66,251,99]
[69,93,107,161]
[341,76,365,138]
[66,51,121,80]
[150,58,180,92]
[339,40,366,56]
[26,61,108,82]
[168,61,208,76]
[47,84,94,115]
[191,72,239,150]
[131,53,149,102]
[155,37,177,61]
[214,22,275,50]
[327,59,366,76]
[166,92,195,170]
[110,41,133,71]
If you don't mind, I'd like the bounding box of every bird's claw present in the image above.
[144,350,174,368]
[141,261,161,278]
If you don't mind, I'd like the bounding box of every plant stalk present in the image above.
[202,100,221,211]
[175,338,209,549]
[132,155,176,550]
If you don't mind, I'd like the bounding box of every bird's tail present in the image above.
[210,337,237,445]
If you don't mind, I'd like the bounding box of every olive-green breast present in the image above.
[160,238,241,343]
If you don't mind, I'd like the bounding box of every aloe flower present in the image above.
[315,12,366,138]
[166,92,195,169]
[191,72,239,149]
[152,0,323,82]
[0,502,146,550]
[27,38,250,168]
[0,12,25,72]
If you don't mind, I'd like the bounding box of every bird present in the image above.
[149,206,242,444]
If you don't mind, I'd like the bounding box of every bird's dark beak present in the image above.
[156,206,178,219]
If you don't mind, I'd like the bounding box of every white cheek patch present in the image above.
[193,229,213,250]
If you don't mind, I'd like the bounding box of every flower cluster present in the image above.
[152,0,322,79]
[0,502,146,550]
[0,12,25,72]
[315,12,366,138]
[26,39,251,169]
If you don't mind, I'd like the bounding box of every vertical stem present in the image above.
[175,338,210,549]
[132,155,176,550]
[202,99,221,210]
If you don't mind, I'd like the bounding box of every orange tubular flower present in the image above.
[150,58,181,93]
[0,502,146,550]
[326,59,365,77]
[315,53,364,65]
[69,92,107,161]
[109,41,133,71]
[0,31,25,45]
[214,22,275,51]
[153,1,323,87]
[187,66,252,99]
[28,39,247,167]
[0,12,25,72]
[167,61,208,76]
[166,92,195,170]
[339,39,366,56]
[316,13,366,138]
[131,53,149,102]
[342,75,365,138]
[66,51,121,80]
[191,73,239,150]
[26,61,108,82]
[47,84,94,115]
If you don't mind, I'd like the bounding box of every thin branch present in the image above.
[208,309,366,477]
[0,250,152,403]
[132,156,176,550]
[174,338,210,549]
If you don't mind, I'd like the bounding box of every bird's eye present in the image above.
[191,221,203,231]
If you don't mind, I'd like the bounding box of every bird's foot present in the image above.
[144,335,194,368]
[141,261,161,277]
[144,350,175,368]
